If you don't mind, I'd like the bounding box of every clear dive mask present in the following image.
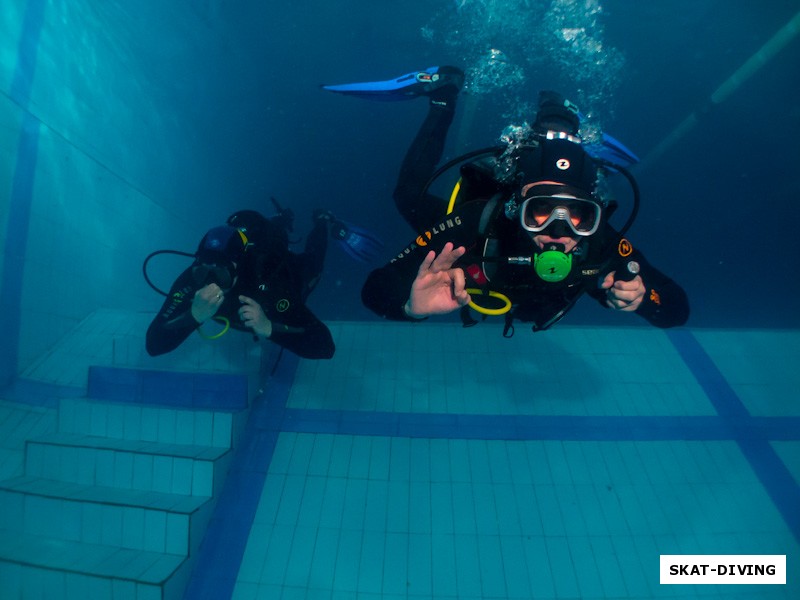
[519,194,602,237]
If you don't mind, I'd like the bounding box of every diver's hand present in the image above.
[238,295,273,338]
[404,242,471,318]
[191,284,225,323]
[600,272,645,312]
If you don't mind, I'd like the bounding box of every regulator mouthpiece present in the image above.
[534,245,573,282]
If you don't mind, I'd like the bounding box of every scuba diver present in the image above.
[145,203,382,358]
[323,66,689,335]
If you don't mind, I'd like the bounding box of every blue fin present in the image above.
[586,132,640,168]
[321,66,461,101]
[575,109,639,169]
[331,221,385,263]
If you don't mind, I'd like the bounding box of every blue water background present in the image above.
[203,0,800,328]
[3,0,799,343]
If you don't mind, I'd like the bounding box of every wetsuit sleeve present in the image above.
[258,270,335,359]
[364,91,464,319]
[266,306,335,360]
[394,102,458,231]
[361,203,485,321]
[362,264,422,321]
[587,245,690,328]
[145,270,200,356]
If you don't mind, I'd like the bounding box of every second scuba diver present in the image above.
[146,207,339,359]
[323,66,689,336]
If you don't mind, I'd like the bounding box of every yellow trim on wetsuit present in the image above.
[197,316,230,339]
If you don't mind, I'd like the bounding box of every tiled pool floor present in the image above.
[1,314,797,599]
[229,322,799,599]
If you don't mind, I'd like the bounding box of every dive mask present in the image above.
[191,262,235,291]
[520,194,602,237]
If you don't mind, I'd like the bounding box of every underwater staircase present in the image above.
[0,366,251,599]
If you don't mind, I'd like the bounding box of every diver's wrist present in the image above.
[403,300,427,321]
[254,320,273,339]
[190,306,211,324]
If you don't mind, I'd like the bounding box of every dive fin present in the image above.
[576,109,640,169]
[331,220,385,263]
[321,66,463,101]
[585,132,640,168]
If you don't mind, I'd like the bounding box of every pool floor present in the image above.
[1,314,797,599]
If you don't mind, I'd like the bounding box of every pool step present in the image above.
[0,366,252,600]
[0,531,188,599]
[0,476,212,555]
[25,431,230,497]
[58,396,240,448]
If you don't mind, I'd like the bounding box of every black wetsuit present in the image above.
[147,220,335,359]
[361,102,689,334]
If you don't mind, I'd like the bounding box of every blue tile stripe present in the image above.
[281,409,800,442]
[182,350,299,600]
[1,0,46,387]
[88,366,249,410]
[1,113,40,387]
[9,0,45,103]
[666,329,750,417]
[667,329,800,544]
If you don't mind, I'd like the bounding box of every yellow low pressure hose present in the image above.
[197,316,230,340]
